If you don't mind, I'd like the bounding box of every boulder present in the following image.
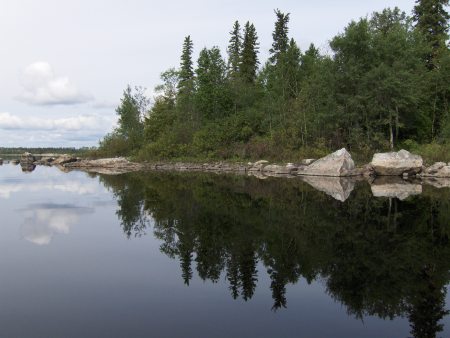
[371,177,422,200]
[298,148,356,177]
[371,149,423,176]
[421,162,450,178]
[299,176,356,202]
[20,152,35,164]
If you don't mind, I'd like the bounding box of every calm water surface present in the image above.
[0,162,449,338]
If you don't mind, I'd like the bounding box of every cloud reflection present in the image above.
[20,203,94,245]
[0,180,100,199]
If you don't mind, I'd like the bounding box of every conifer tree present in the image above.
[269,9,290,64]
[240,22,260,83]
[178,36,194,96]
[227,21,242,78]
[413,0,450,68]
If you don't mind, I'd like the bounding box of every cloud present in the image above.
[0,112,114,131]
[17,62,93,105]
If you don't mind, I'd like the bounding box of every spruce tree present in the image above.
[269,9,290,64]
[178,35,194,95]
[413,0,450,69]
[240,22,260,83]
[227,21,242,78]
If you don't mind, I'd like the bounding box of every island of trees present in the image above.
[95,0,450,163]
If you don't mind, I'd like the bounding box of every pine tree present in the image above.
[413,0,450,69]
[269,9,290,64]
[178,36,194,95]
[240,22,260,83]
[227,21,242,78]
[414,0,450,139]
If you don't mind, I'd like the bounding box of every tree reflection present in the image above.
[99,171,450,337]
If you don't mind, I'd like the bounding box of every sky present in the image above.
[0,0,418,147]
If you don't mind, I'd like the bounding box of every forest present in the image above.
[95,0,450,162]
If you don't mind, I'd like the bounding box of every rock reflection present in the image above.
[299,176,356,201]
[20,163,36,173]
[20,203,94,245]
[99,171,450,337]
[371,177,422,200]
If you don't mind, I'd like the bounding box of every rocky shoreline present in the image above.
[9,148,450,179]
[2,149,449,202]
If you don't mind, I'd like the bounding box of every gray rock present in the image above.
[299,176,356,202]
[20,152,35,165]
[371,177,422,200]
[371,149,423,176]
[298,148,356,177]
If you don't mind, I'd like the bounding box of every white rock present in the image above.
[371,150,423,176]
[299,148,355,177]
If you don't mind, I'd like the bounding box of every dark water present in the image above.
[1,163,449,338]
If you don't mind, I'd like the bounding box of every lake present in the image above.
[0,162,449,338]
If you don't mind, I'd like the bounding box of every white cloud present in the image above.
[18,62,93,105]
[0,112,114,131]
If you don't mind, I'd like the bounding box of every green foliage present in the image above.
[269,9,290,64]
[227,21,242,78]
[98,6,449,163]
[240,22,260,83]
[413,0,450,68]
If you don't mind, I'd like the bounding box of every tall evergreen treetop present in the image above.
[240,22,260,83]
[413,0,450,67]
[269,9,291,64]
[178,35,194,92]
[227,21,242,77]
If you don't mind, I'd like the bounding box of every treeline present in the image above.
[97,1,450,161]
[0,147,86,155]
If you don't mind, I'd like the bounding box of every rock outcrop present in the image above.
[248,160,269,172]
[52,155,78,166]
[421,162,450,178]
[371,150,423,176]
[298,148,356,177]
[65,157,144,175]
[370,177,422,200]
[262,164,298,176]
